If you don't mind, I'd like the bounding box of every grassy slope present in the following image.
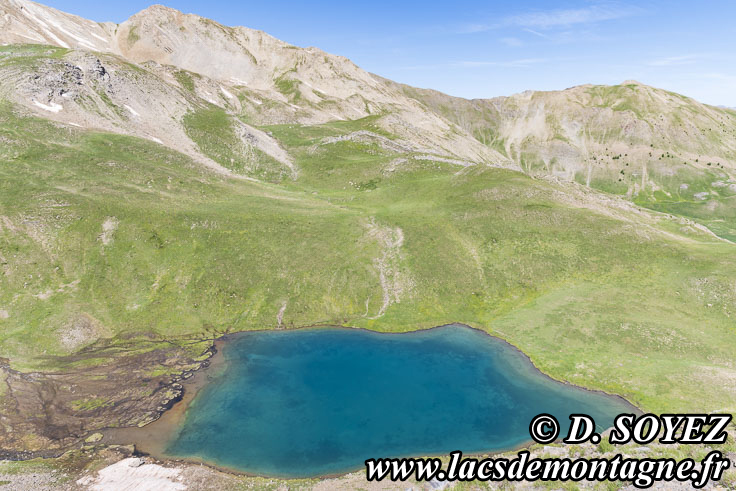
[269,120,736,414]
[1,104,735,417]
[182,106,287,180]
[0,105,380,369]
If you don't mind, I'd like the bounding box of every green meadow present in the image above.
[1,104,735,416]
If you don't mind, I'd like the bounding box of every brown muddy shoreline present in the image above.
[0,335,218,461]
[97,322,643,480]
[100,337,229,457]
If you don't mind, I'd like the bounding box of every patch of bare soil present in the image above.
[364,218,413,318]
[0,335,214,459]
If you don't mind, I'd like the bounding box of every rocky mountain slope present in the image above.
[0,0,508,173]
[2,0,735,209]
[397,79,736,193]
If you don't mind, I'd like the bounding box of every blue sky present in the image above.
[44,0,736,106]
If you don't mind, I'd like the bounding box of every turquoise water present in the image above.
[165,325,634,477]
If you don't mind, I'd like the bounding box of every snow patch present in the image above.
[15,32,45,43]
[52,23,96,49]
[124,104,139,117]
[250,97,263,105]
[17,1,72,48]
[76,458,186,491]
[220,86,234,99]
[21,6,51,30]
[40,27,70,48]
[33,100,63,113]
[90,32,109,43]
[148,136,163,144]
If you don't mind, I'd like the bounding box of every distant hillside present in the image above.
[387,79,736,239]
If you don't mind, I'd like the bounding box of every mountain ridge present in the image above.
[2,0,735,192]
[2,0,735,238]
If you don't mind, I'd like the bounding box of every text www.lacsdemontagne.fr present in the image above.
[365,450,729,489]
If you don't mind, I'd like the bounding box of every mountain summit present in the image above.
[2,0,735,195]
[0,0,508,169]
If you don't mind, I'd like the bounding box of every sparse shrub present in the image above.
[597,440,614,453]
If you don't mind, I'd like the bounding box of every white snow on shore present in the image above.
[77,458,186,491]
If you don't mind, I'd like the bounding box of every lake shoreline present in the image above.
[103,322,642,480]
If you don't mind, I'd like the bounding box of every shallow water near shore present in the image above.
[124,324,633,478]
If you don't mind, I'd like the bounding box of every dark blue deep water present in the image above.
[165,324,634,477]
